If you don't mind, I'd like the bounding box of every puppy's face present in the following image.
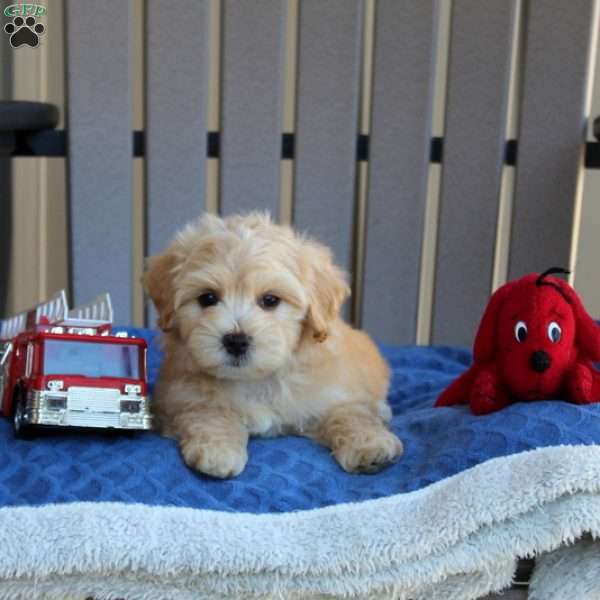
[144,213,349,381]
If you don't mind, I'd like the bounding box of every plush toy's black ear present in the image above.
[536,267,571,283]
[473,280,518,363]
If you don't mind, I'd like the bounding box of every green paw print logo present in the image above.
[3,4,46,49]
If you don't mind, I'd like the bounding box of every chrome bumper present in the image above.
[24,388,153,430]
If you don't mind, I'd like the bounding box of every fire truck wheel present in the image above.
[12,390,33,440]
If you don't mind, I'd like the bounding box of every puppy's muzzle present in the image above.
[222,332,251,359]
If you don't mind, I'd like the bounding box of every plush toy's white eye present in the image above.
[514,321,528,342]
[548,321,562,343]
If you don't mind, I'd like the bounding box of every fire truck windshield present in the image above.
[43,340,140,379]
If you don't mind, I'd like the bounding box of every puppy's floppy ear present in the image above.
[143,252,179,331]
[301,240,350,342]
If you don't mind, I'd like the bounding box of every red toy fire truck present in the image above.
[0,291,152,437]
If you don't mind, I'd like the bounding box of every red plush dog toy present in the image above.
[435,268,600,415]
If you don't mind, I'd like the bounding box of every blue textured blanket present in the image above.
[1,328,599,514]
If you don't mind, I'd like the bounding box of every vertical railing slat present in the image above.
[0,6,12,317]
[145,0,210,323]
[220,0,286,218]
[66,0,132,323]
[293,0,363,302]
[431,0,516,345]
[508,0,595,278]
[361,1,438,344]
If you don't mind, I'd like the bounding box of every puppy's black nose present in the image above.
[222,332,250,357]
[530,350,551,373]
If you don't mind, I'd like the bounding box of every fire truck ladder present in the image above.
[0,290,69,340]
[67,293,114,327]
[0,291,114,339]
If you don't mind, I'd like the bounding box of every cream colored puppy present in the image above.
[144,213,402,478]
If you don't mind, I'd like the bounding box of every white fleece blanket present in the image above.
[1,445,600,599]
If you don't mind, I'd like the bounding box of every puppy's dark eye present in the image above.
[514,320,528,343]
[259,294,281,310]
[197,292,219,308]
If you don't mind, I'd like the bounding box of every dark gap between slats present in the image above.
[9,130,600,169]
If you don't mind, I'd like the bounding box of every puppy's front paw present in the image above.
[180,439,248,478]
[334,429,403,474]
